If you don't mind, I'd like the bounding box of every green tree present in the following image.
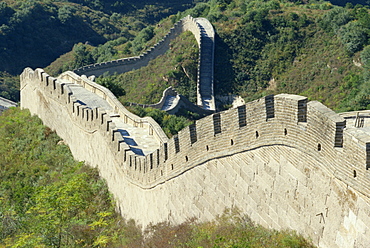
[319,7,353,33]
[96,74,125,97]
[0,2,14,26]
[131,26,154,54]
[58,5,75,24]
[337,21,368,53]
[73,43,94,69]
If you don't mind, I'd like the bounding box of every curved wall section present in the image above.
[21,69,370,248]
[74,15,215,111]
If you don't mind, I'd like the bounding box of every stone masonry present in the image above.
[20,69,370,248]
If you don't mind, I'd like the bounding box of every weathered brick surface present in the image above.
[20,69,370,248]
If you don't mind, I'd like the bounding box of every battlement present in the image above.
[20,68,370,247]
[20,69,370,195]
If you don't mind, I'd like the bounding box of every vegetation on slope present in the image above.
[0,0,196,75]
[43,0,370,112]
[0,108,316,247]
[0,108,142,247]
[127,106,195,137]
[94,31,199,105]
[3,0,370,112]
[183,0,370,111]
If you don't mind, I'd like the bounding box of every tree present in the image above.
[337,21,368,53]
[96,75,125,97]
[58,5,75,24]
[73,43,94,69]
[319,7,353,33]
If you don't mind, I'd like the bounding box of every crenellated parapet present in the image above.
[21,68,370,196]
[59,70,168,144]
[20,68,370,247]
[124,93,370,195]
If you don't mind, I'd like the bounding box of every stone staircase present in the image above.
[196,18,215,111]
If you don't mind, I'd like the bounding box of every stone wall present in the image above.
[21,69,370,248]
[74,15,215,110]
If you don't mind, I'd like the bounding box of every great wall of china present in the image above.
[20,16,370,248]
[74,15,215,112]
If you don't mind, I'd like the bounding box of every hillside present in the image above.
[1,0,370,112]
[40,0,370,113]
[0,0,196,75]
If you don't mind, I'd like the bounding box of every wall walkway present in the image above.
[0,96,17,114]
[74,15,215,111]
[21,69,370,248]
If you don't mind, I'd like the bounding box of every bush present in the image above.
[96,74,125,97]
[131,26,154,54]
[58,5,75,24]
[128,107,193,137]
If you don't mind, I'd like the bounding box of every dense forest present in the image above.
[1,0,370,246]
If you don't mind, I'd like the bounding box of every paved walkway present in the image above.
[195,17,215,111]
[62,80,160,155]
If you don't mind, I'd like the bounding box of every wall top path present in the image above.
[74,15,215,111]
[0,96,17,108]
[22,68,168,156]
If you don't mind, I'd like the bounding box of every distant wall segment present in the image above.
[74,15,215,111]
[21,69,370,248]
